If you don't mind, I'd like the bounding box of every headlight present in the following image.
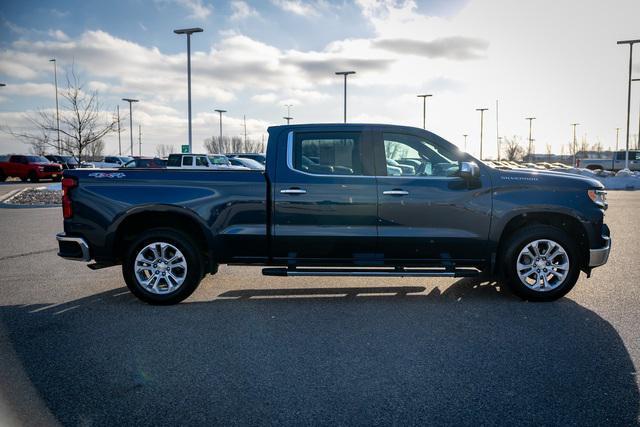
[588,189,607,209]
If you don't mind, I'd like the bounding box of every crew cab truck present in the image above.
[578,150,640,171]
[56,124,611,304]
[0,155,62,182]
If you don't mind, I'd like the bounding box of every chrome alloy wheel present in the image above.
[134,242,188,294]
[516,239,570,292]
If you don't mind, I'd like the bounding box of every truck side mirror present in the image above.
[459,161,480,179]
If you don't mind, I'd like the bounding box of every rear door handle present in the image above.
[280,188,307,194]
[383,190,409,196]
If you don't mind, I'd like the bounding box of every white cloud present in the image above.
[49,9,69,18]
[157,0,212,20]
[230,1,259,20]
[252,93,278,103]
[47,29,69,41]
[178,0,212,20]
[271,0,319,17]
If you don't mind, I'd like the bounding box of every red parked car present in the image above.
[0,155,63,182]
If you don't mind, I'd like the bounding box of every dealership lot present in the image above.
[0,186,638,425]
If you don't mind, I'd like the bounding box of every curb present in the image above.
[0,188,61,209]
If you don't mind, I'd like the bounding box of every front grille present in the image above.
[44,165,61,172]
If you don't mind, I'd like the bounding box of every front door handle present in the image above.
[383,189,409,196]
[280,188,307,194]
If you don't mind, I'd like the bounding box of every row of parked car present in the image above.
[483,160,573,170]
[0,152,267,182]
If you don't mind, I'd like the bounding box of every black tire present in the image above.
[122,228,204,305]
[0,170,5,182]
[53,176,62,182]
[500,225,581,301]
[28,172,39,183]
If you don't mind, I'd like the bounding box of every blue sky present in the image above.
[1,0,639,157]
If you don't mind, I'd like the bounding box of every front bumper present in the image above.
[56,233,90,261]
[589,234,611,267]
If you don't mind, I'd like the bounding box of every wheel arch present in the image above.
[110,205,217,273]
[494,211,590,273]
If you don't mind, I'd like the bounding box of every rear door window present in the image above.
[195,156,209,166]
[291,132,369,176]
[181,156,193,167]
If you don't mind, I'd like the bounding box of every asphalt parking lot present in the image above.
[0,183,638,426]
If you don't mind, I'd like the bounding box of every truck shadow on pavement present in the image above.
[0,278,638,426]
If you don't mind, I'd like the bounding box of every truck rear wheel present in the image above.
[122,228,203,305]
[500,225,580,301]
[28,172,39,183]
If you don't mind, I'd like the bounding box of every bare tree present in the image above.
[155,144,177,158]
[545,143,552,162]
[502,136,525,161]
[86,139,105,159]
[578,135,590,157]
[3,66,116,163]
[26,129,51,156]
[592,141,603,155]
[204,135,264,154]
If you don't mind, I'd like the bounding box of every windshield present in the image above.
[208,155,230,165]
[26,156,50,163]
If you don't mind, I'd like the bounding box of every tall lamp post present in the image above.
[335,71,356,123]
[214,109,226,141]
[284,104,293,124]
[571,123,579,166]
[417,94,432,129]
[617,39,640,169]
[117,105,122,155]
[174,27,203,154]
[615,127,620,151]
[634,78,640,150]
[463,134,468,152]
[122,98,139,155]
[476,108,488,160]
[525,117,536,162]
[49,59,61,154]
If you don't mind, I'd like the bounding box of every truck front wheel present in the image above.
[122,228,203,305]
[501,225,581,301]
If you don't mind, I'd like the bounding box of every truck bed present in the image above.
[64,168,268,264]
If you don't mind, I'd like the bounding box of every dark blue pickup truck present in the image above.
[56,124,611,304]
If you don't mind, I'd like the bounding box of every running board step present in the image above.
[261,267,480,277]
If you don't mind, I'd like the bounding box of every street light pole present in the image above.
[284,104,293,124]
[463,134,468,152]
[174,27,204,154]
[525,117,536,162]
[634,78,640,150]
[214,109,226,142]
[416,94,432,129]
[122,98,139,156]
[496,99,500,161]
[117,105,122,155]
[571,123,579,166]
[49,59,61,154]
[476,108,488,160]
[335,71,356,123]
[617,39,640,169]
